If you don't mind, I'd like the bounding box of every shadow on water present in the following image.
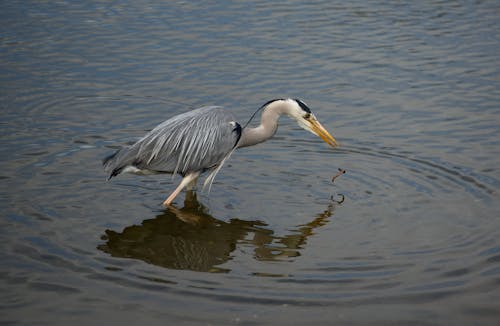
[98,191,339,273]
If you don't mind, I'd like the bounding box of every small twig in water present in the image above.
[331,168,346,183]
[330,168,346,204]
[331,194,345,204]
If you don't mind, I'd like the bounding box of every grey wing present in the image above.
[119,106,241,176]
[140,106,240,174]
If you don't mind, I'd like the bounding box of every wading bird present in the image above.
[103,98,337,206]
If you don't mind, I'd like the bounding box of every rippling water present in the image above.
[2,1,500,324]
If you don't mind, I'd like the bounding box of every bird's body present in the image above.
[104,106,240,178]
[104,98,337,206]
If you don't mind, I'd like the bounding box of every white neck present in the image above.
[237,100,295,148]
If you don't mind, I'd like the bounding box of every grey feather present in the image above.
[103,106,241,185]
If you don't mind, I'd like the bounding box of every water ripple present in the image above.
[2,0,500,324]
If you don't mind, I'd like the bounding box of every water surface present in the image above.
[2,1,500,324]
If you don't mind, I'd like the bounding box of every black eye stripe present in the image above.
[294,99,312,113]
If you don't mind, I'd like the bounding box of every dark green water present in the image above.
[2,1,500,324]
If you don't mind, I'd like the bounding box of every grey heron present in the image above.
[103,98,337,206]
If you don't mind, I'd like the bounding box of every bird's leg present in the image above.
[163,172,200,206]
[184,176,199,206]
[185,176,199,191]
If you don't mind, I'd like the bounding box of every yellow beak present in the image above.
[309,117,338,148]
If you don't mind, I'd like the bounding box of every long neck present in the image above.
[237,101,290,148]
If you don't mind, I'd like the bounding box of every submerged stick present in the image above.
[331,168,346,183]
[330,194,345,204]
[330,168,346,204]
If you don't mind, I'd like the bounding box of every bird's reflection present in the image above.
[98,191,338,273]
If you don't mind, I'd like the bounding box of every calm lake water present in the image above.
[2,1,500,324]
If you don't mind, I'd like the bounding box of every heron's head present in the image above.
[283,99,338,147]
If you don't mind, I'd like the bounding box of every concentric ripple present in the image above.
[2,0,500,324]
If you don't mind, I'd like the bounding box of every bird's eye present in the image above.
[303,113,311,120]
